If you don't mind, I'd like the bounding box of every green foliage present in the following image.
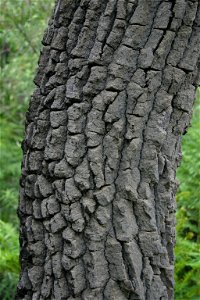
[0,1,199,299]
[0,220,19,300]
[0,220,20,274]
[175,89,200,299]
[0,272,19,300]
[1,0,54,57]
[0,1,54,299]
[0,109,22,225]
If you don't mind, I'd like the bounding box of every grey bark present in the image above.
[16,0,200,299]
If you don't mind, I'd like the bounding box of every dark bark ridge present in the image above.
[16,0,200,299]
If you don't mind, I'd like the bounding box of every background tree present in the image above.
[0,0,199,299]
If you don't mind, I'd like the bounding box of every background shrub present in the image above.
[0,1,54,298]
[175,89,200,299]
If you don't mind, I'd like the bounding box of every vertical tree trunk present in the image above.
[16,0,199,299]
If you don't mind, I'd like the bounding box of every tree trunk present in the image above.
[16,0,199,299]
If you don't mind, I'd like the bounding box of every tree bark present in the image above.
[16,0,200,299]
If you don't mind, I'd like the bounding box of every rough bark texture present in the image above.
[16,0,200,299]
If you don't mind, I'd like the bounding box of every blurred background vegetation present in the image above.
[0,1,199,299]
